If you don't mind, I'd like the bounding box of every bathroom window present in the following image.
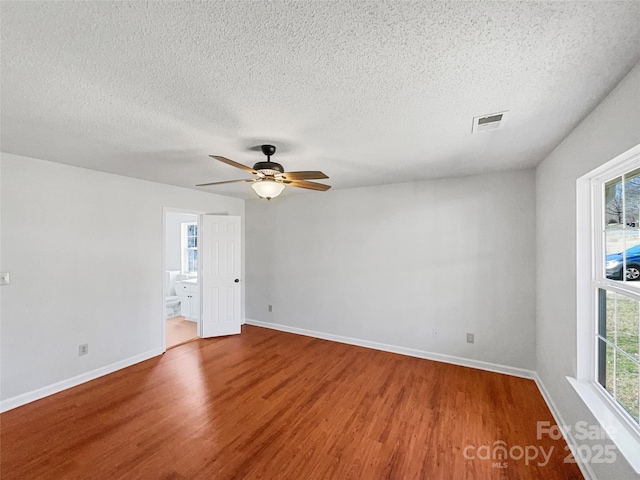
[181,222,198,274]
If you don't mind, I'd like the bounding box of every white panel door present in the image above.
[200,215,242,338]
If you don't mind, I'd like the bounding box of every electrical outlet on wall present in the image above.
[466,333,474,344]
[268,305,273,312]
[79,344,89,356]
[432,328,438,337]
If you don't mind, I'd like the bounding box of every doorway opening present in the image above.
[164,210,200,349]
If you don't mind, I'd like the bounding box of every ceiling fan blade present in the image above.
[196,179,254,187]
[285,180,332,191]
[279,171,329,181]
[210,155,257,174]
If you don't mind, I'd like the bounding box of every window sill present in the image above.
[567,376,640,473]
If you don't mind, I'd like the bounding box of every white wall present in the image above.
[536,62,640,479]
[0,153,244,404]
[165,212,197,273]
[246,169,536,370]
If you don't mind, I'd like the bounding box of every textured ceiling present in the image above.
[2,1,639,198]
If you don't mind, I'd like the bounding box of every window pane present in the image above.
[605,230,640,282]
[617,295,639,361]
[615,353,639,422]
[598,289,607,337]
[606,230,625,280]
[605,176,623,226]
[625,168,640,228]
[598,338,608,389]
[188,224,197,236]
[623,230,640,283]
[188,249,198,273]
[604,290,616,341]
[187,236,197,248]
[606,343,616,396]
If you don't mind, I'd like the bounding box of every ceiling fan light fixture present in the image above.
[251,179,285,200]
[200,144,330,197]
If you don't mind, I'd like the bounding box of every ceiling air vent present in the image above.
[472,111,508,133]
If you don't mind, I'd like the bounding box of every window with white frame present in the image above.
[181,222,197,274]
[574,145,640,473]
[592,155,640,427]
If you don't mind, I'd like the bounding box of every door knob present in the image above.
[235,279,240,283]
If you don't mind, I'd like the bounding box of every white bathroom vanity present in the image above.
[176,278,200,322]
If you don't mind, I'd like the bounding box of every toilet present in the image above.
[165,271,182,318]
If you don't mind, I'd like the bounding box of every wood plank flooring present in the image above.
[1,325,583,479]
[166,316,198,349]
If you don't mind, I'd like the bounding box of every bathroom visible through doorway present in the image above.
[164,210,201,349]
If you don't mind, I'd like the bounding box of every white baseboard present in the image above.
[0,347,164,413]
[532,373,596,480]
[245,319,535,379]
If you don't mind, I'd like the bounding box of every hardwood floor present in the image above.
[166,316,198,348]
[1,325,582,479]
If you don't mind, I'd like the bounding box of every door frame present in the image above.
[161,207,205,352]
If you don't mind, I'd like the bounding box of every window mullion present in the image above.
[595,180,604,282]
[623,175,628,283]
[595,279,640,302]
[614,293,618,398]
[615,344,640,365]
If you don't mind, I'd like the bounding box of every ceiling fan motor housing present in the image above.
[254,145,283,176]
[253,161,284,175]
